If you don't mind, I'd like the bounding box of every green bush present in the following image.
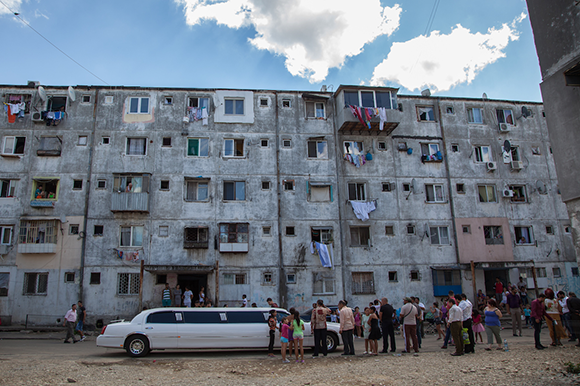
[564,362,580,374]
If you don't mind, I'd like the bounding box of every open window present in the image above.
[421,143,441,162]
[187,138,209,157]
[47,96,67,112]
[425,184,445,203]
[311,227,333,244]
[509,185,527,203]
[219,223,249,252]
[474,146,492,163]
[37,136,62,156]
[467,107,483,123]
[0,179,17,198]
[184,227,209,249]
[417,106,435,121]
[307,139,328,159]
[430,226,450,245]
[348,182,366,201]
[344,141,363,155]
[496,109,514,125]
[120,225,144,247]
[113,174,150,193]
[185,178,209,202]
[515,226,534,245]
[2,136,25,156]
[19,220,57,245]
[484,226,504,245]
[224,139,244,157]
[31,178,59,202]
[306,101,325,119]
[0,226,13,245]
[5,94,31,114]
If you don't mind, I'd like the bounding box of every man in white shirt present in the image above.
[447,299,463,356]
[400,297,419,355]
[458,294,474,353]
[63,304,78,344]
[558,291,575,341]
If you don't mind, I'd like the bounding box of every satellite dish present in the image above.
[503,140,511,153]
[411,178,418,193]
[536,180,547,194]
[37,86,47,102]
[521,106,532,118]
[67,86,76,102]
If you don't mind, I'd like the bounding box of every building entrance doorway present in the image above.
[484,269,509,298]
[178,274,207,305]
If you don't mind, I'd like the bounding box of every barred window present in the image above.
[118,273,140,295]
[19,220,57,244]
[352,272,375,294]
[23,272,48,295]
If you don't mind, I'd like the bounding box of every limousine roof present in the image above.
[130,307,290,323]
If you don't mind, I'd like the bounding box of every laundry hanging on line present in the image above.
[349,200,377,221]
[310,241,333,268]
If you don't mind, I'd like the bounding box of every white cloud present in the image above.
[175,0,401,83]
[370,13,526,93]
[0,0,23,16]
[34,9,49,20]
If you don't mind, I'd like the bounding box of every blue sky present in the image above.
[0,0,542,101]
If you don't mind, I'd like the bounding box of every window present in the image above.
[156,274,167,285]
[496,109,514,125]
[162,137,172,147]
[184,227,209,249]
[385,226,394,235]
[258,181,270,191]
[352,272,375,294]
[0,273,8,296]
[451,144,459,152]
[0,225,12,245]
[536,267,547,278]
[572,267,579,277]
[309,184,331,202]
[410,270,421,281]
[425,184,445,203]
[484,226,504,245]
[313,273,335,294]
[348,183,366,201]
[164,96,173,105]
[446,106,454,114]
[260,98,268,107]
[159,225,169,237]
[307,140,328,159]
[188,97,209,109]
[23,272,48,295]
[286,273,296,284]
[223,139,244,157]
[113,174,150,193]
[219,223,249,245]
[344,141,363,155]
[263,226,271,236]
[388,271,398,282]
[403,183,411,192]
[478,185,497,203]
[430,227,450,245]
[306,101,325,118]
[382,182,393,192]
[37,136,62,156]
[47,96,67,112]
[185,179,209,201]
[263,273,273,284]
[104,96,114,104]
[78,136,88,146]
[93,225,104,236]
[311,228,332,244]
[97,179,106,189]
[531,146,541,155]
[0,179,17,198]
[225,98,244,115]
[73,180,83,190]
[282,99,291,108]
[467,108,483,123]
[462,225,471,234]
[65,272,75,283]
[565,226,572,233]
[118,273,140,295]
[120,226,144,247]
[552,267,561,278]
[82,95,91,103]
[126,138,147,156]
[19,220,57,244]
[282,139,292,148]
[223,273,246,285]
[474,146,492,163]
[261,139,269,147]
[160,180,169,190]
[90,272,101,284]
[128,97,149,114]
[69,224,79,235]
[546,226,554,235]
[283,180,295,191]
[285,226,295,236]
[515,226,534,244]
[224,181,245,201]
[343,90,397,109]
[421,143,440,159]
[187,138,209,157]
[417,106,435,121]
[456,183,465,194]
[350,226,370,247]
[407,225,415,235]
[509,185,527,202]
[102,137,110,145]
[5,94,31,114]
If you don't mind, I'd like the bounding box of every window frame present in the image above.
[128,97,150,114]
[343,90,397,109]
[223,181,246,201]
[430,226,450,245]
[509,185,527,203]
[183,227,209,249]
[484,225,504,245]
[224,98,245,115]
[37,136,62,157]
[184,179,209,202]
[351,272,375,295]
[307,140,328,159]
[2,136,26,156]
[496,109,514,125]
[0,226,13,245]
[31,178,60,201]
[514,226,535,245]
[0,179,18,198]
[349,226,370,247]
[187,138,209,157]
[343,141,364,155]
[425,184,445,203]
[312,273,335,295]
[348,182,366,201]
[467,107,484,124]
[125,137,147,156]
[474,145,492,163]
[23,272,48,295]
[416,105,435,122]
[283,180,295,191]
[478,185,497,203]
[119,225,144,247]
[117,272,140,295]
[223,138,244,158]
[305,101,326,119]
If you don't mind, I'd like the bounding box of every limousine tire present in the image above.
[125,335,150,357]
[326,332,339,352]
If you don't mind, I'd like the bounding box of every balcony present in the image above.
[184,241,209,249]
[18,243,56,254]
[111,192,149,212]
[337,106,402,135]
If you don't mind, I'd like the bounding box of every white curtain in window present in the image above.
[128,138,145,155]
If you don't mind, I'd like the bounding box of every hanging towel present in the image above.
[349,200,377,221]
[6,105,16,123]
[310,242,315,254]
[315,242,332,268]
[378,107,387,131]
[201,108,208,125]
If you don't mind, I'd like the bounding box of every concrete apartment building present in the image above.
[0,82,578,325]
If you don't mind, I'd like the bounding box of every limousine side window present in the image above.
[146,311,181,323]
[276,311,290,323]
[226,311,268,323]
[183,311,224,324]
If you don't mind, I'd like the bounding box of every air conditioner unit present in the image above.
[487,162,497,171]
[31,111,44,122]
[511,161,523,170]
[503,189,514,198]
[499,123,510,132]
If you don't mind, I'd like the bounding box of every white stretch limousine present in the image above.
[96,307,342,357]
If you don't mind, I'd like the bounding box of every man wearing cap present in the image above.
[400,297,419,355]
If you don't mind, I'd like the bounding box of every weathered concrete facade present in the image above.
[0,82,578,325]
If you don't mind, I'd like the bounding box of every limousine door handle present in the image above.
[145,327,153,330]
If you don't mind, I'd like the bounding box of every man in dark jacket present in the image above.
[379,297,396,353]
[567,294,580,347]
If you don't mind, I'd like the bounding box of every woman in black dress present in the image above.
[367,310,382,355]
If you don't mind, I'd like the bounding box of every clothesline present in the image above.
[347,105,387,131]
[348,200,377,221]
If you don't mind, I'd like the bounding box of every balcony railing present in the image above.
[111,192,149,212]
[337,106,402,136]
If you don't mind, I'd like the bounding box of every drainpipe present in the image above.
[78,88,99,301]
[274,92,284,308]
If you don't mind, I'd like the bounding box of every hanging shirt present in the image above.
[349,201,376,221]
